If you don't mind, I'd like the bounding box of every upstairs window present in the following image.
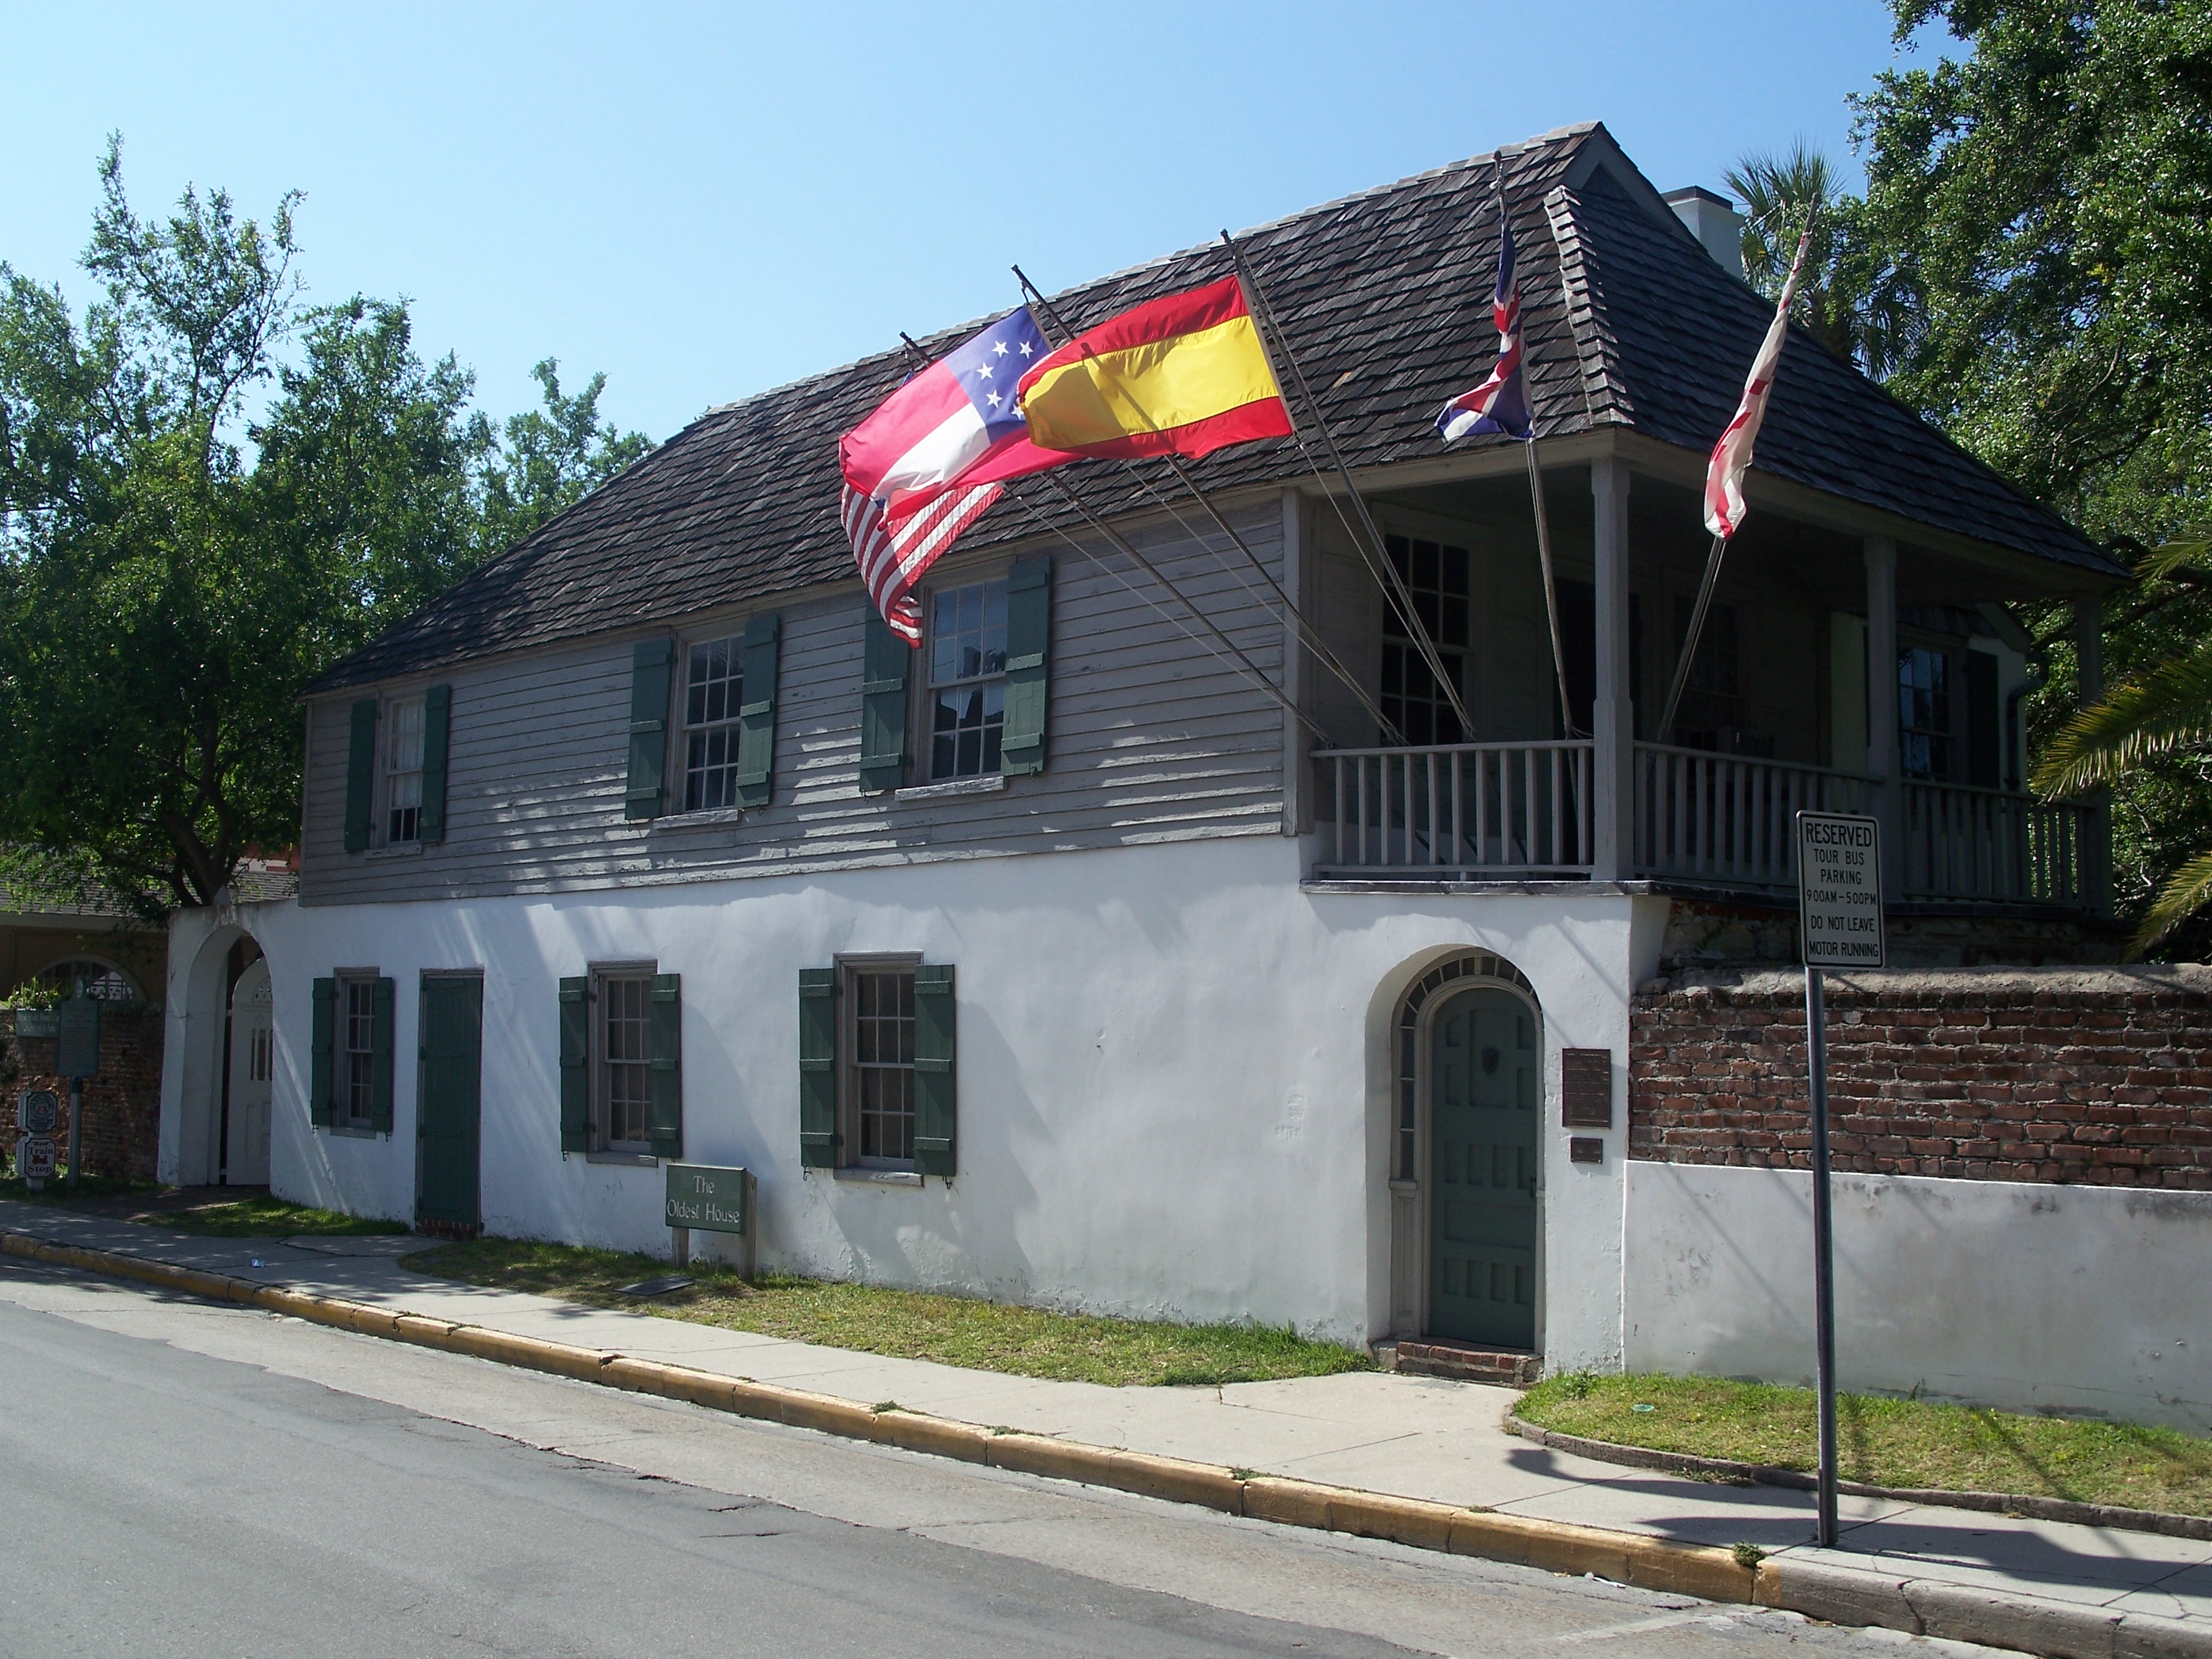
[384,695,426,844]
[1380,534,1471,745]
[1899,645,1952,780]
[928,578,1008,779]
[682,634,746,811]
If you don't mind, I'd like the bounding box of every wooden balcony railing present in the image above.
[1633,743,1877,890]
[1315,741,1593,878]
[1900,779,2089,906]
[1313,737,2101,909]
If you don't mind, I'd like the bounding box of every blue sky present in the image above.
[3,3,1925,444]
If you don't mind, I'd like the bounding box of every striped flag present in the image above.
[840,308,1072,643]
[1436,212,1531,442]
[841,480,1004,645]
[1704,224,1814,539]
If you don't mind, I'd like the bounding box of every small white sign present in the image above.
[16,1134,56,1189]
[1797,811,1885,970]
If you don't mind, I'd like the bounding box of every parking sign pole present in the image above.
[1795,808,1883,1554]
[1805,963,1839,1547]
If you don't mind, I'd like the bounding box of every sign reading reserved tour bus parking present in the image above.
[1797,812,1885,970]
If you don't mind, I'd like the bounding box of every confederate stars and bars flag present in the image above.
[838,307,1070,644]
[1435,209,1532,443]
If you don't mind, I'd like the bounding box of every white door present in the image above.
[227,960,273,1185]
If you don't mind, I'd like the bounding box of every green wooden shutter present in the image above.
[344,699,378,852]
[914,964,956,1179]
[625,638,674,821]
[369,977,396,1134]
[419,684,452,843]
[649,972,683,1160]
[558,976,590,1153]
[1965,649,2000,790]
[310,977,337,1128]
[735,614,781,808]
[1000,554,1052,777]
[857,608,912,794]
[798,968,838,1167]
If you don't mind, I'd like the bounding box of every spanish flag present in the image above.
[1016,276,1294,461]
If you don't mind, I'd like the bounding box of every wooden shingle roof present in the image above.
[310,123,2116,693]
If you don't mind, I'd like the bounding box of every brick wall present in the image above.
[1,1004,164,1182]
[1629,966,2212,1189]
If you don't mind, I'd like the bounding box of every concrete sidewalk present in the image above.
[5,1198,2207,1650]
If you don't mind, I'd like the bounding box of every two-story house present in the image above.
[159,123,2125,1378]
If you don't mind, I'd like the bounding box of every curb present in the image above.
[1507,1416,2212,1544]
[8,1229,2207,1659]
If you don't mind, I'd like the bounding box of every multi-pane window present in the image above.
[342,977,377,1127]
[853,969,916,1165]
[683,634,745,811]
[384,696,426,844]
[1899,646,1952,780]
[598,973,653,1149]
[1380,534,1472,745]
[928,579,1008,779]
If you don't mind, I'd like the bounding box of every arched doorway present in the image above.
[224,958,273,1185]
[1387,951,1543,1351]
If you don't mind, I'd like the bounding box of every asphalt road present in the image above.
[0,1257,1995,1658]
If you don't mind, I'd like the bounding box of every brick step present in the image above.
[1382,1338,1541,1387]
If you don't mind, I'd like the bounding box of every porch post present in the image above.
[2075,594,2112,914]
[1864,536,1900,887]
[1592,457,1633,880]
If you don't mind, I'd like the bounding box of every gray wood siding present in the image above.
[300,504,1290,905]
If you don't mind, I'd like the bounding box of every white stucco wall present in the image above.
[161,837,1648,1357]
[1625,1161,2212,1433]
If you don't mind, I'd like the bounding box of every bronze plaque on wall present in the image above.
[1560,1048,1612,1128]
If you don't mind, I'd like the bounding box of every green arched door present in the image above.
[1428,986,1538,1347]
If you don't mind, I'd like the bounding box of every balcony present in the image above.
[1313,740,2098,909]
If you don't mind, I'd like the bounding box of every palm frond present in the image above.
[2032,638,2212,797]
[2135,527,2212,584]
[2129,847,2212,958]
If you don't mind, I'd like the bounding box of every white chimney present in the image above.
[1664,186,1746,280]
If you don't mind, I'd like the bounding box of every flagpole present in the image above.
[1219,230,1479,743]
[1523,436,1579,739]
[1656,531,1729,746]
[1012,266,1408,746]
[1660,209,1818,748]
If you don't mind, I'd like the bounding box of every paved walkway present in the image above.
[6,1197,2207,1637]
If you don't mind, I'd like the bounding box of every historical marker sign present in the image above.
[55,998,100,1080]
[1797,812,1885,970]
[665,1163,750,1235]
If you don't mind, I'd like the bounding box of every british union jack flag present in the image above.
[1435,210,1532,443]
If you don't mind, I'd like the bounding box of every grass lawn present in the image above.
[0,1174,406,1238]
[405,1237,1374,1389]
[1518,1370,2212,1517]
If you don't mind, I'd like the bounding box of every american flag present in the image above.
[1436,209,1532,443]
[842,480,1003,645]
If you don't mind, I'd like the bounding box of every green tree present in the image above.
[2035,532,2212,954]
[0,142,652,916]
[1723,140,1866,363]
[480,359,653,555]
[1847,1,2212,945]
